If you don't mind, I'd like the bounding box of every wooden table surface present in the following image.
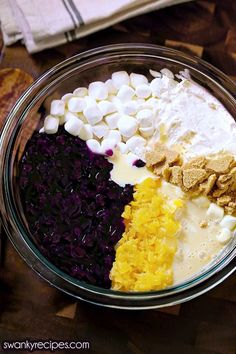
[0,1,236,353]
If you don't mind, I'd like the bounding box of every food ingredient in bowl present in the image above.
[110,178,183,291]
[19,128,133,288]
[146,144,236,215]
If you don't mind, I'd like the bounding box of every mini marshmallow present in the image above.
[206,203,224,222]
[117,142,128,154]
[220,215,236,231]
[110,96,123,113]
[88,81,108,100]
[117,115,138,138]
[160,68,175,79]
[111,71,130,90]
[106,129,121,143]
[83,104,103,125]
[64,115,83,136]
[136,109,153,128]
[65,111,79,123]
[192,196,210,209]
[50,100,65,116]
[162,75,177,91]
[78,124,93,141]
[144,97,160,109]
[68,97,86,113]
[105,79,117,95]
[84,96,97,106]
[117,85,135,102]
[98,100,116,116]
[135,84,151,99]
[122,101,137,115]
[61,93,73,102]
[130,73,148,88]
[86,139,101,154]
[92,122,109,139]
[105,113,120,129]
[150,78,164,97]
[216,228,232,244]
[139,126,154,137]
[149,69,162,78]
[126,152,139,166]
[39,127,45,133]
[126,135,146,154]
[77,112,87,123]
[101,138,117,154]
[44,115,59,134]
[136,98,145,106]
[73,87,88,97]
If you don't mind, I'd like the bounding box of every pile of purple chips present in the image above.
[19,128,133,288]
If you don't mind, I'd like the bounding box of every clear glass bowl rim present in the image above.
[0,43,236,309]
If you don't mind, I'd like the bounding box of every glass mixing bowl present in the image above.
[0,44,236,309]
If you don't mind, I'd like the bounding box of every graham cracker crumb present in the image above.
[216,177,232,190]
[162,165,171,181]
[218,174,232,184]
[217,196,231,207]
[145,143,180,168]
[212,187,229,198]
[229,167,236,180]
[153,163,166,176]
[225,205,235,215]
[146,143,167,166]
[206,155,234,174]
[183,168,207,190]
[200,220,208,228]
[165,149,180,166]
[200,174,217,195]
[184,156,206,169]
[169,166,183,186]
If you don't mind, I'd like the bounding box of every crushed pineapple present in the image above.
[110,178,183,291]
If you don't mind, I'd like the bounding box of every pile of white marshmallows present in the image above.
[205,203,236,244]
[41,69,176,163]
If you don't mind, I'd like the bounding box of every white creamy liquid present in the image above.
[109,151,155,186]
[159,182,224,284]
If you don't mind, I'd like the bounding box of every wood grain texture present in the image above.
[0,69,33,128]
[0,1,235,353]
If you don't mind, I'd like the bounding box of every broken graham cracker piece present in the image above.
[183,156,206,169]
[225,202,236,215]
[153,162,167,176]
[145,143,180,167]
[169,166,183,186]
[216,176,233,190]
[218,174,232,184]
[146,150,166,166]
[200,174,217,195]
[165,149,180,166]
[212,187,229,198]
[162,165,172,181]
[200,220,208,228]
[145,143,167,166]
[217,196,232,207]
[205,155,234,174]
[182,168,207,190]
